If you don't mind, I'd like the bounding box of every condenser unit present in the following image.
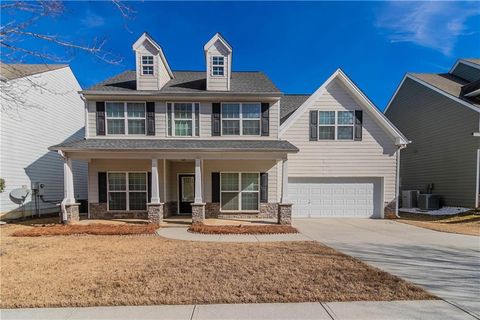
[418,194,440,210]
[401,190,419,208]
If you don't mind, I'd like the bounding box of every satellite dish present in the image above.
[10,188,30,205]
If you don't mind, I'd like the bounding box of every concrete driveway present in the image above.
[294,218,480,318]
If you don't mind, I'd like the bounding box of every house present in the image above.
[49,32,408,224]
[385,59,480,209]
[0,63,87,220]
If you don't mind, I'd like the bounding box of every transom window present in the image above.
[107,172,147,211]
[167,102,200,137]
[221,103,261,136]
[141,55,154,75]
[212,56,224,76]
[106,102,146,135]
[318,111,354,140]
[220,172,259,211]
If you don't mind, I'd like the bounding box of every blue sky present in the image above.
[2,1,480,110]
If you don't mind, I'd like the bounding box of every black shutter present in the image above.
[98,172,107,203]
[212,103,221,136]
[212,172,220,202]
[167,103,172,136]
[146,102,155,136]
[147,172,152,203]
[195,103,200,136]
[354,110,363,141]
[260,173,268,203]
[309,110,318,141]
[261,103,270,136]
[96,102,105,136]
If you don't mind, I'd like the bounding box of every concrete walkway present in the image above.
[157,227,310,242]
[2,300,476,320]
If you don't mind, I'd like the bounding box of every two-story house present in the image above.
[50,32,408,224]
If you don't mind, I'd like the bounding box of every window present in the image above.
[107,172,147,211]
[106,102,146,135]
[221,103,261,136]
[212,56,224,76]
[142,56,154,75]
[167,102,200,137]
[220,173,259,211]
[318,111,354,140]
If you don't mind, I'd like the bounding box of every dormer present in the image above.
[204,33,232,91]
[132,32,173,90]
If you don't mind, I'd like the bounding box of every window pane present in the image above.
[242,120,260,135]
[241,192,259,211]
[213,56,224,65]
[142,66,154,75]
[106,102,124,117]
[221,173,238,191]
[128,119,145,134]
[241,173,259,191]
[142,56,153,65]
[174,103,192,119]
[213,66,224,76]
[242,104,261,118]
[108,173,126,191]
[337,126,354,140]
[222,120,240,135]
[129,192,147,210]
[221,192,239,210]
[174,120,192,136]
[319,126,335,140]
[109,192,126,210]
[319,111,335,125]
[221,104,240,118]
[338,111,354,125]
[128,173,146,191]
[107,119,125,134]
[127,103,145,118]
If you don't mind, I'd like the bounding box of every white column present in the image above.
[281,158,289,203]
[64,157,75,204]
[151,159,161,204]
[194,159,203,203]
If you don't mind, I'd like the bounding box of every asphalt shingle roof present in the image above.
[0,63,68,81]
[49,139,299,153]
[279,94,310,124]
[463,58,480,66]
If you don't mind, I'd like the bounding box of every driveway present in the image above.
[294,218,480,318]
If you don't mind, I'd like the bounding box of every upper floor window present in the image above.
[167,102,200,137]
[221,103,261,136]
[212,56,224,76]
[318,111,354,140]
[141,56,154,75]
[106,102,146,135]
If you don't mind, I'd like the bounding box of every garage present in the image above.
[289,177,382,218]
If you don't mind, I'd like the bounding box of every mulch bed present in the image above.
[11,223,158,237]
[189,224,298,235]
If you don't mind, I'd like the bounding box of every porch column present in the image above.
[281,158,289,203]
[62,156,79,224]
[150,159,161,204]
[192,158,205,224]
[278,158,292,225]
[148,158,163,225]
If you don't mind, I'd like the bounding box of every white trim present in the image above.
[220,102,261,136]
[105,101,147,136]
[211,56,225,77]
[132,32,174,78]
[107,171,148,212]
[167,102,200,137]
[476,149,479,208]
[383,74,408,114]
[203,33,232,52]
[449,59,480,74]
[220,172,260,213]
[317,110,355,141]
[141,55,154,76]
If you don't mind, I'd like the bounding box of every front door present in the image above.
[178,174,195,214]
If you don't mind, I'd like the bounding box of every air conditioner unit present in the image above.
[401,190,419,208]
[418,194,440,210]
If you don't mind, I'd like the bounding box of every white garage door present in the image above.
[289,177,382,218]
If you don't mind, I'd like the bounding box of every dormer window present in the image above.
[141,56,154,75]
[212,56,224,76]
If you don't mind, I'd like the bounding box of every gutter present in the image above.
[48,147,300,153]
[80,90,283,98]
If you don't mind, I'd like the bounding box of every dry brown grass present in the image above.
[11,223,158,237]
[0,222,434,308]
[189,224,298,234]
[399,211,480,236]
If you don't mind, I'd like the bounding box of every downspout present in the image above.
[395,144,407,218]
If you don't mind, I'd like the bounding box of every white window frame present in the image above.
[141,55,154,75]
[105,101,146,136]
[318,110,354,141]
[167,102,199,137]
[220,172,260,213]
[211,55,225,77]
[107,171,148,212]
[220,102,261,136]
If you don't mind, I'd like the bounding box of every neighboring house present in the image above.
[0,64,88,219]
[385,58,480,208]
[50,32,408,224]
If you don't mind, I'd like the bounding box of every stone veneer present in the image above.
[384,200,397,219]
[89,203,148,219]
[191,203,206,224]
[205,202,278,219]
[65,203,80,224]
[147,203,164,224]
[277,203,292,225]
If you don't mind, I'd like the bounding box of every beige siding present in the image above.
[135,41,160,90]
[281,79,398,207]
[206,41,230,91]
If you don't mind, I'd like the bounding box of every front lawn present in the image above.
[399,211,480,236]
[0,221,433,308]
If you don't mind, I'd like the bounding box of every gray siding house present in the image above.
[385,59,480,208]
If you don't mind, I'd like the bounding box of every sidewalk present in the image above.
[2,300,477,320]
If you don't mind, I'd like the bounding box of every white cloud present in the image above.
[81,11,106,28]
[376,2,480,55]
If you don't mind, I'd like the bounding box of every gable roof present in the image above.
[132,32,174,78]
[203,33,233,52]
[449,58,480,73]
[0,63,68,81]
[279,69,409,145]
[463,58,480,66]
[83,70,281,95]
[280,94,310,124]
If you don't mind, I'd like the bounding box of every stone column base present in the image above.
[384,200,398,219]
[147,203,164,225]
[191,203,206,224]
[278,203,292,225]
[65,203,80,224]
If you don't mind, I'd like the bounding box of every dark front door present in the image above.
[178,174,195,214]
